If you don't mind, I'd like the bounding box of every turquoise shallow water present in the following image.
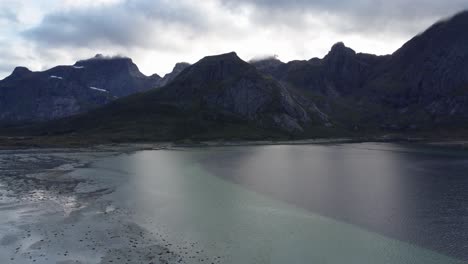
[83,143,468,263]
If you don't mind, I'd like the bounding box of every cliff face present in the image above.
[131,52,328,133]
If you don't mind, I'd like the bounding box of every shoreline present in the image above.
[0,138,389,151]
[2,135,468,151]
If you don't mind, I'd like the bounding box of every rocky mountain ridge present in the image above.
[0,55,188,124]
[1,10,468,141]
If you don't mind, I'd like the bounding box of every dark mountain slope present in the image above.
[252,43,389,97]
[38,52,333,141]
[151,52,331,132]
[363,11,468,127]
[0,55,160,124]
[3,11,468,143]
[250,11,468,131]
[250,44,391,132]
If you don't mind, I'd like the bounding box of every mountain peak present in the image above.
[327,42,356,57]
[173,62,191,71]
[420,9,468,37]
[223,51,238,57]
[92,53,131,61]
[174,52,251,83]
[331,42,346,50]
[156,62,191,87]
[443,10,468,24]
[158,51,262,100]
[249,56,284,74]
[3,66,32,81]
[11,66,31,76]
[72,54,145,78]
[200,52,241,62]
[393,9,468,60]
[75,54,133,66]
[249,55,283,64]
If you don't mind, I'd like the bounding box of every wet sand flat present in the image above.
[0,146,185,264]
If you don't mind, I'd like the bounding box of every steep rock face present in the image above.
[0,55,159,123]
[52,52,332,139]
[156,52,320,132]
[322,42,387,95]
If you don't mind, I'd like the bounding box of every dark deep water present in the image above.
[86,143,468,263]
[191,143,468,260]
[180,144,468,260]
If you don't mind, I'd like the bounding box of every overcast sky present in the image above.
[0,0,467,78]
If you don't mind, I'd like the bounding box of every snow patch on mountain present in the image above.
[90,87,108,92]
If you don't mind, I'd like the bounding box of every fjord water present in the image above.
[92,143,468,263]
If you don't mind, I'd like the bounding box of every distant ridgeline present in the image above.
[1,11,468,141]
[0,55,190,124]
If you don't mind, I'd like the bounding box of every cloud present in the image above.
[0,0,467,79]
[221,0,468,21]
[23,0,211,50]
[0,8,18,25]
[15,0,260,77]
[221,0,468,35]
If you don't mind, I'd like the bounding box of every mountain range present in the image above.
[1,11,468,143]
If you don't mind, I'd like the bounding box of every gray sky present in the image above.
[0,0,467,78]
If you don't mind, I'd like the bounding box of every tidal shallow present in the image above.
[0,143,467,263]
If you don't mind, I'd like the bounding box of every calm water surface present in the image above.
[90,143,468,263]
